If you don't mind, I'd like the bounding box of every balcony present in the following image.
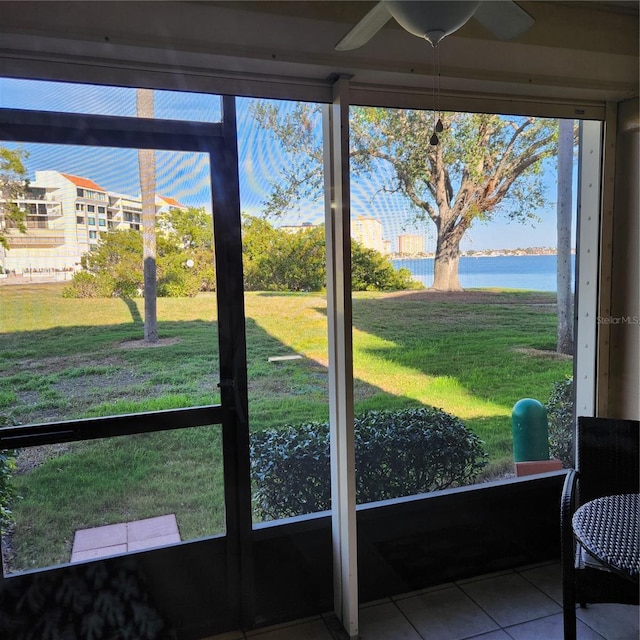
[19,202,63,217]
[3,226,66,247]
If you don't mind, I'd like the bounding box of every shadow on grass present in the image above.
[341,290,569,410]
[3,289,561,576]
[121,296,143,324]
[1,304,426,573]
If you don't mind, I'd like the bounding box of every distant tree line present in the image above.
[242,215,420,293]
[63,209,421,298]
[252,103,558,292]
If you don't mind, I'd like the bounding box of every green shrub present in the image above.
[250,407,487,521]
[157,249,216,296]
[251,422,330,520]
[157,264,201,298]
[354,408,487,502]
[62,271,114,298]
[546,377,574,468]
[351,243,422,291]
[242,215,423,292]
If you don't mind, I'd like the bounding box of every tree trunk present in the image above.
[556,119,573,355]
[431,226,463,291]
[137,89,158,343]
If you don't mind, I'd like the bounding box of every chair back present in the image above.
[576,416,639,506]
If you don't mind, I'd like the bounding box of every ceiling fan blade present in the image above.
[335,1,392,51]
[473,0,534,41]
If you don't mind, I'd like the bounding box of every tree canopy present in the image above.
[242,215,420,293]
[0,147,29,250]
[65,210,419,297]
[251,103,558,291]
[158,205,213,250]
[63,207,216,298]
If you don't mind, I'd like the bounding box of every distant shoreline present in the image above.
[393,249,576,260]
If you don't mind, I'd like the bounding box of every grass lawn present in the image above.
[0,283,572,571]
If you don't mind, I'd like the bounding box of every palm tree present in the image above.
[136,88,158,343]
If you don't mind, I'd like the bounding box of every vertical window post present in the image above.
[323,75,358,639]
[596,103,618,415]
[574,120,604,421]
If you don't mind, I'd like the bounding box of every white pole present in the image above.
[323,75,358,640]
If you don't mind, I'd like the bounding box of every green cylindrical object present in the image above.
[511,398,549,462]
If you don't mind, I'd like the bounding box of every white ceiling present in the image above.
[0,1,637,109]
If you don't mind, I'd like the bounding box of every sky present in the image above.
[0,78,577,252]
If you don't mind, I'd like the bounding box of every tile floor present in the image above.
[204,562,639,640]
[70,514,181,562]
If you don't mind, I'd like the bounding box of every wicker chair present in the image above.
[561,416,639,640]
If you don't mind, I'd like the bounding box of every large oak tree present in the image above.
[252,104,557,291]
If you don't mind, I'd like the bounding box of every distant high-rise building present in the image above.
[280,222,319,233]
[351,216,384,253]
[398,234,424,256]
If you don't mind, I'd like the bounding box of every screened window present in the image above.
[347,107,577,499]
[0,92,224,575]
[0,78,223,123]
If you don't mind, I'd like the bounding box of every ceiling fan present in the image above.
[335,0,535,50]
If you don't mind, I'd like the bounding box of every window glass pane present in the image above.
[237,100,579,521]
[1,134,222,571]
[348,107,577,501]
[237,98,330,525]
[0,78,222,122]
[0,142,213,299]
[3,426,224,575]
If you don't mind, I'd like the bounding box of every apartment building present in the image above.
[280,217,390,255]
[0,170,185,274]
[398,233,425,256]
[351,216,385,254]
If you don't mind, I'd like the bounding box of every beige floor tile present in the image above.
[576,603,640,640]
[467,631,512,640]
[128,532,181,552]
[460,572,561,627]
[247,618,332,640]
[70,543,128,562]
[72,522,127,551]
[358,601,421,639]
[127,514,179,542]
[518,562,563,605]
[396,585,500,640]
[505,612,606,640]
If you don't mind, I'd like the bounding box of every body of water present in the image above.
[393,254,576,292]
